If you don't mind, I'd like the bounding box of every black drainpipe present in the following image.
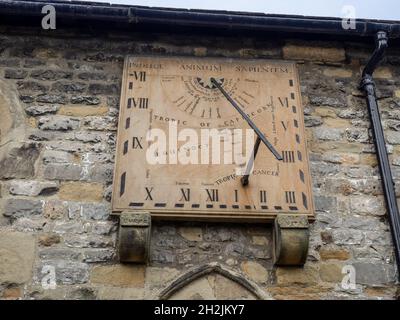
[360,31,400,279]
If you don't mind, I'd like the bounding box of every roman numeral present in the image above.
[260,190,267,203]
[179,188,190,202]
[278,97,289,108]
[127,97,148,109]
[281,121,289,131]
[216,108,221,119]
[145,187,153,201]
[132,136,143,149]
[206,189,219,202]
[282,150,295,163]
[132,71,146,82]
[285,191,296,204]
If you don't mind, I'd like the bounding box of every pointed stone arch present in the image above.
[155,262,272,300]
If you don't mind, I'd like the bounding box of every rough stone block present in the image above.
[178,227,203,241]
[38,116,80,131]
[25,104,59,116]
[0,231,36,284]
[3,198,43,218]
[58,106,108,117]
[353,262,396,286]
[43,163,83,180]
[8,180,58,196]
[0,143,41,179]
[319,262,343,283]
[240,261,269,284]
[283,44,345,62]
[275,264,319,285]
[59,182,104,201]
[81,203,109,220]
[91,265,145,287]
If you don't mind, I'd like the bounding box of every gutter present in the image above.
[0,1,399,38]
[360,31,400,280]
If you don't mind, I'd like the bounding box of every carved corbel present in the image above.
[273,214,309,266]
[118,211,151,263]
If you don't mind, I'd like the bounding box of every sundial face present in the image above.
[112,56,314,221]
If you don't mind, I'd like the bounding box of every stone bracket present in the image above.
[118,211,151,263]
[273,214,310,266]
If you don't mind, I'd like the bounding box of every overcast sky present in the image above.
[80,0,399,20]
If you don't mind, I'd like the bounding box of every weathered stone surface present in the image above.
[240,261,269,284]
[43,163,83,180]
[169,275,216,300]
[283,44,345,62]
[0,232,36,284]
[58,106,108,117]
[40,261,89,284]
[43,200,68,220]
[319,247,351,261]
[323,68,352,78]
[5,69,28,79]
[88,83,119,95]
[145,267,180,288]
[97,287,144,300]
[91,265,145,287]
[314,195,337,212]
[42,150,75,164]
[36,94,68,104]
[59,182,103,201]
[178,227,203,241]
[275,264,319,285]
[91,221,116,235]
[38,116,80,131]
[269,285,330,300]
[0,143,41,179]
[82,248,115,263]
[314,127,344,141]
[3,198,43,218]
[52,81,86,93]
[17,80,47,92]
[8,180,59,196]
[38,233,61,247]
[25,104,59,116]
[30,70,72,81]
[39,248,81,261]
[350,196,385,215]
[1,287,23,299]
[319,263,343,283]
[70,95,100,105]
[353,262,396,286]
[64,234,113,248]
[53,221,85,234]
[81,203,109,220]
[332,229,364,245]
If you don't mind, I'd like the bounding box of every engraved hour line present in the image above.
[119,172,126,196]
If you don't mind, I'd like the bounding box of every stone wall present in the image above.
[0,28,399,300]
